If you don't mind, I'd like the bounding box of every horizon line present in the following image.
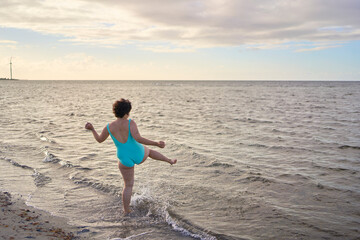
[2,79,359,82]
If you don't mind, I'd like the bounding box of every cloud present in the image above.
[0,40,17,44]
[246,41,345,52]
[138,44,195,53]
[318,26,354,33]
[0,39,17,49]
[0,0,360,51]
[295,45,342,52]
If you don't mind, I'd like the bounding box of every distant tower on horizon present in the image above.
[10,57,12,80]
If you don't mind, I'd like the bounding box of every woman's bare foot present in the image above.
[124,209,132,216]
[169,159,177,165]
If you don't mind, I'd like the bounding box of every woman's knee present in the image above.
[149,149,156,158]
[124,181,134,188]
[119,165,134,186]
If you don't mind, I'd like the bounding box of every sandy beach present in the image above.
[0,191,90,240]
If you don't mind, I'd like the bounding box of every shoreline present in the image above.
[0,191,91,240]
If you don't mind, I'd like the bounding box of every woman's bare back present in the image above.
[108,119,129,144]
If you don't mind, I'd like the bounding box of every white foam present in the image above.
[165,212,216,240]
[131,187,215,240]
[40,136,48,141]
[131,187,166,217]
[42,150,59,163]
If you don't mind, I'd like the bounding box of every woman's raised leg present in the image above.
[138,146,177,165]
[118,162,134,215]
[149,149,177,165]
[139,146,150,165]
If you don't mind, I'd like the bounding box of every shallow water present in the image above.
[0,80,359,239]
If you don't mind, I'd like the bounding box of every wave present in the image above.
[249,144,328,155]
[172,144,210,163]
[276,170,357,194]
[166,211,216,240]
[339,145,360,150]
[59,160,75,168]
[171,143,193,152]
[130,188,167,217]
[278,173,311,181]
[278,172,358,194]
[75,167,93,171]
[130,188,219,240]
[79,153,98,161]
[245,176,272,183]
[269,145,314,152]
[1,157,51,187]
[236,174,273,184]
[235,117,273,124]
[314,181,358,195]
[69,175,120,195]
[312,163,358,174]
[2,157,33,170]
[166,210,244,240]
[207,161,234,168]
[43,150,60,163]
[271,128,297,135]
[42,150,92,170]
[37,133,56,143]
[248,143,268,148]
[309,104,327,109]
[32,170,52,187]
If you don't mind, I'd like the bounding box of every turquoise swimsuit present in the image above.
[107,119,145,167]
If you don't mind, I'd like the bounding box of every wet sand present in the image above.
[0,191,90,240]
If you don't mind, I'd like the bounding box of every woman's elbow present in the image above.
[133,135,142,143]
[96,134,108,143]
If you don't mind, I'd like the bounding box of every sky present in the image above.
[0,0,360,80]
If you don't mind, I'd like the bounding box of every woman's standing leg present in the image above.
[118,162,134,215]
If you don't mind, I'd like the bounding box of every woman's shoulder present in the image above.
[108,120,119,129]
[129,119,139,128]
[108,120,115,126]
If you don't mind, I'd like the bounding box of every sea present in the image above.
[0,80,359,240]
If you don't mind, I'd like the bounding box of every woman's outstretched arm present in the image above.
[85,122,109,143]
[130,120,165,148]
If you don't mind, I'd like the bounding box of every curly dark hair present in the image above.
[113,98,132,118]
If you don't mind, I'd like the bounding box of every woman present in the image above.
[85,98,177,215]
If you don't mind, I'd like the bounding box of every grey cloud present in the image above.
[85,0,360,45]
[1,0,359,49]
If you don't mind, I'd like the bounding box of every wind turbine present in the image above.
[9,57,13,80]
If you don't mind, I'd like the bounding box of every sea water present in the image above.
[0,80,359,239]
